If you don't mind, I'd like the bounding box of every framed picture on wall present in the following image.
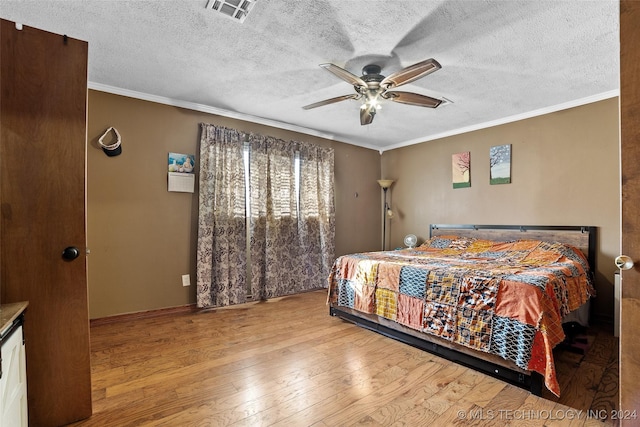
[452,151,471,188]
[490,144,511,185]
[168,152,195,174]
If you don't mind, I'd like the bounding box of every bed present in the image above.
[327,224,596,397]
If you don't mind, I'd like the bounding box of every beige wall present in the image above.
[87,90,380,318]
[88,92,619,320]
[381,98,620,320]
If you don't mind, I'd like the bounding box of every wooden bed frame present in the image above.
[329,224,597,396]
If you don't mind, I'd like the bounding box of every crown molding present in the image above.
[381,89,620,152]
[87,82,371,145]
[88,82,618,153]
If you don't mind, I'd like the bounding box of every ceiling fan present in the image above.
[303,58,443,125]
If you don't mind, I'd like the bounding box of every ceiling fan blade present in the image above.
[360,105,376,125]
[320,63,368,88]
[380,58,441,89]
[302,94,360,110]
[385,91,443,108]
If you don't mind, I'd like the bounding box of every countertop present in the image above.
[0,301,28,337]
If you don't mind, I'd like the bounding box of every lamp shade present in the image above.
[377,179,395,189]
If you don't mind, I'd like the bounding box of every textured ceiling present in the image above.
[1,1,619,151]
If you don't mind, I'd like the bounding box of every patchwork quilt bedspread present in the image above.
[327,236,595,396]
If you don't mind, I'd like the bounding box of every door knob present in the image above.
[62,246,80,261]
[615,255,634,270]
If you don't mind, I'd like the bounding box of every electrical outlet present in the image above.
[181,274,191,287]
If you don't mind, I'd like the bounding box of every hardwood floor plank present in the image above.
[268,351,429,425]
[105,321,352,399]
[143,332,421,425]
[67,290,618,427]
[356,360,445,425]
[317,359,447,426]
[420,363,488,416]
[590,338,620,420]
[471,386,530,427]
[582,327,617,367]
[557,361,605,411]
[389,406,441,427]
[512,394,580,427]
[460,372,508,408]
[205,352,404,423]
[432,401,480,426]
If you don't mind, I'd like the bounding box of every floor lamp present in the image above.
[377,179,395,250]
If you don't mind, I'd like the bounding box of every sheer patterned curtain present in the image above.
[196,124,247,308]
[249,135,335,300]
[197,124,335,307]
[298,143,336,287]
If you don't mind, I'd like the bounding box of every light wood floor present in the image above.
[68,290,618,426]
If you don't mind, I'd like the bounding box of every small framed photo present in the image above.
[490,145,511,185]
[452,152,471,189]
[168,152,195,174]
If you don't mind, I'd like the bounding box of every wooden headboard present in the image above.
[429,224,597,271]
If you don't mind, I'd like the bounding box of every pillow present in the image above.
[419,235,476,250]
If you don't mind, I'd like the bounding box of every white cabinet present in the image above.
[0,323,27,427]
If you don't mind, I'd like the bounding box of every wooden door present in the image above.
[0,20,92,426]
[619,1,640,420]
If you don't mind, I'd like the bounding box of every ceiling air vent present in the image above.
[205,0,258,23]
